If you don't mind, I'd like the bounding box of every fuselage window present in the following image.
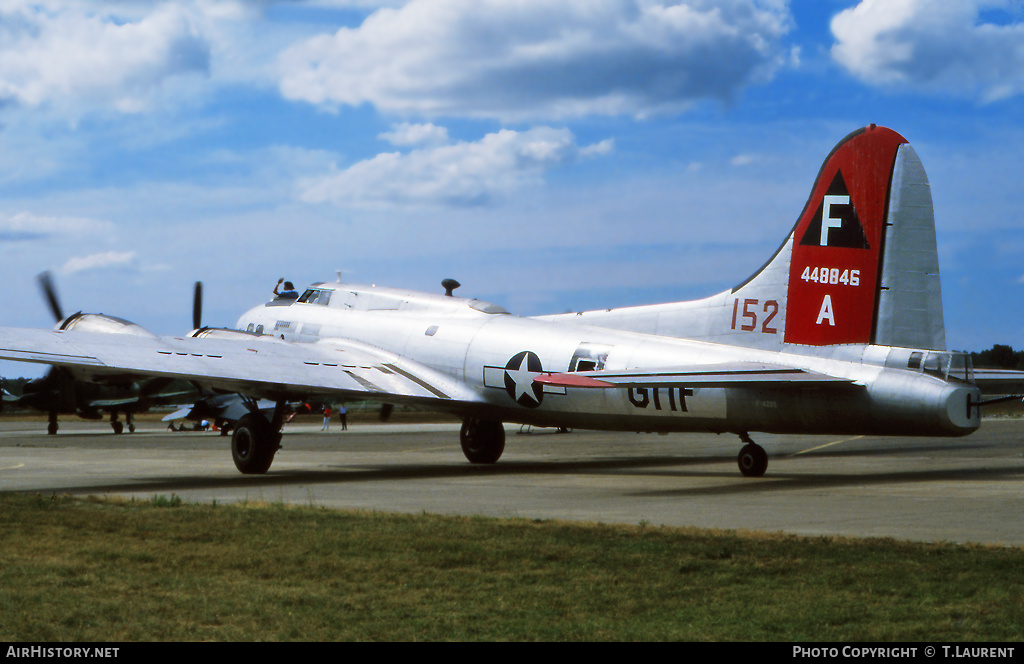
[569,343,610,372]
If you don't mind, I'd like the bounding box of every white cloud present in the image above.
[0,212,113,241]
[278,0,793,120]
[300,126,611,207]
[831,0,1024,101]
[0,2,212,115]
[378,122,450,147]
[60,251,137,275]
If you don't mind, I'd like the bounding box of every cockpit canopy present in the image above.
[297,289,332,306]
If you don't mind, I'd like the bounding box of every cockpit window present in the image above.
[298,289,332,306]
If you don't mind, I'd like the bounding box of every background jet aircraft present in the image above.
[0,126,1021,475]
[161,393,283,434]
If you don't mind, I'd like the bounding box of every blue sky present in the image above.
[1,0,1022,378]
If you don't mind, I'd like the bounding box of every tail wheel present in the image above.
[737,443,768,477]
[231,414,280,474]
[460,418,505,464]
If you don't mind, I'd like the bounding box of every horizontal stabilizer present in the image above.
[161,406,195,422]
[536,362,858,389]
[971,369,1024,397]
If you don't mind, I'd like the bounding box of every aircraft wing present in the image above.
[535,362,860,389]
[0,327,482,408]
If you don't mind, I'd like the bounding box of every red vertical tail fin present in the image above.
[784,126,904,345]
[542,126,946,352]
[780,125,944,350]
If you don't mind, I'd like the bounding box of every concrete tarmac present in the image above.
[2,417,1023,546]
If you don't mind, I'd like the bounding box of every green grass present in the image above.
[1,492,1021,641]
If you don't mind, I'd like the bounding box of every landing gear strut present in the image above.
[110,411,123,434]
[736,433,768,477]
[460,418,505,464]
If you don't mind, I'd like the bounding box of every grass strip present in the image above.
[1,492,1021,641]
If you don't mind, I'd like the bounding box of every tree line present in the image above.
[968,344,1024,370]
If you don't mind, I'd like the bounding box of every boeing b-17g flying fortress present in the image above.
[1,126,1022,477]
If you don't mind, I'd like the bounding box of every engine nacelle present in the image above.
[57,313,155,337]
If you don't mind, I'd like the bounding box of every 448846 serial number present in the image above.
[800,267,860,286]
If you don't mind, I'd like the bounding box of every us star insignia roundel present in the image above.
[503,351,544,407]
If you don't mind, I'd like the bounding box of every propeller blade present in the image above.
[193,281,203,330]
[36,272,64,322]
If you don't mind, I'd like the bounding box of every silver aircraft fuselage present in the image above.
[236,283,980,439]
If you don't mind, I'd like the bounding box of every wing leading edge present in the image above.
[0,326,483,408]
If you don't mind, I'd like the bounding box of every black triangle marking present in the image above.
[799,171,871,249]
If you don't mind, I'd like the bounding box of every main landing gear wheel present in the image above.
[460,418,505,464]
[737,443,768,478]
[231,414,281,474]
